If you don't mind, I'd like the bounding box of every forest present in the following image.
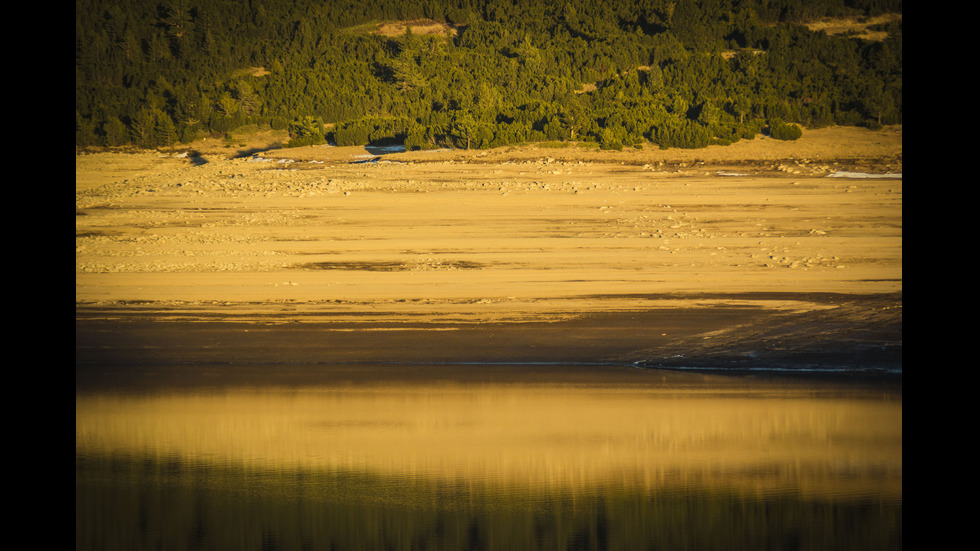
[75,0,902,151]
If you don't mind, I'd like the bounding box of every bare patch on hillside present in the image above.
[232,67,270,78]
[805,13,901,41]
[373,19,463,38]
[721,50,765,60]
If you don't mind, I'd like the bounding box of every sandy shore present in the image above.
[76,125,901,373]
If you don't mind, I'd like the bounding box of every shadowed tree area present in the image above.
[76,0,902,150]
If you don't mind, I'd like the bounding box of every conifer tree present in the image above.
[103,116,128,147]
[155,111,179,147]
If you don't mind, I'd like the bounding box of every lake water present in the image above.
[76,363,901,550]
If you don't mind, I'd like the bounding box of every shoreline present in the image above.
[77,126,901,379]
[76,291,901,377]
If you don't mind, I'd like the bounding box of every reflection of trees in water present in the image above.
[76,451,902,551]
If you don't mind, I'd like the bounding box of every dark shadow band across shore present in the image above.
[77,292,901,389]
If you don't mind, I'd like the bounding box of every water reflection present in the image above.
[76,364,901,550]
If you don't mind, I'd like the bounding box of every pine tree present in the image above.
[160,0,194,60]
[218,92,239,118]
[155,111,178,147]
[233,80,261,117]
[130,108,156,148]
[103,116,128,147]
[731,95,751,125]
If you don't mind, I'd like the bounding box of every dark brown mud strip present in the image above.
[76,292,900,375]
[626,293,901,373]
[74,307,765,394]
[75,308,758,364]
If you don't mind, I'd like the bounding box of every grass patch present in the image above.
[538,141,570,149]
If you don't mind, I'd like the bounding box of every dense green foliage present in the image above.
[769,119,803,140]
[77,453,903,551]
[75,0,902,150]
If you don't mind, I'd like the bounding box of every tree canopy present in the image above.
[76,0,902,150]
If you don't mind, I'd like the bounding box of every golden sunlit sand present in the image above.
[76,125,901,368]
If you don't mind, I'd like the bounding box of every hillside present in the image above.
[75,0,902,153]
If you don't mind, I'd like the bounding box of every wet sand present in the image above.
[76,291,901,386]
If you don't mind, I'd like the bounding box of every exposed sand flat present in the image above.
[75,126,901,370]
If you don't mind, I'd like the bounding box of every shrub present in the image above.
[334,117,412,147]
[333,122,370,146]
[652,120,711,149]
[180,121,207,144]
[269,117,289,131]
[285,135,326,148]
[768,120,802,141]
[598,128,623,150]
[367,117,411,143]
[288,116,327,146]
[404,124,437,150]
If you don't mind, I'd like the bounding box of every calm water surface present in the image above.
[76,363,901,550]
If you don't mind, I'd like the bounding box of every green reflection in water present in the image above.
[76,368,901,550]
[76,452,901,551]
